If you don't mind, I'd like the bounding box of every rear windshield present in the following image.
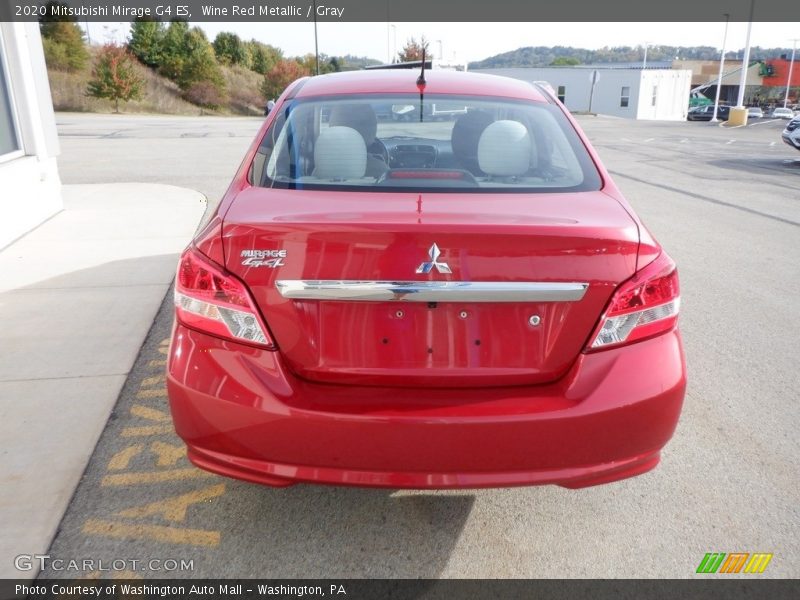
[250,94,602,193]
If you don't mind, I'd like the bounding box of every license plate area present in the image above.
[316,301,556,370]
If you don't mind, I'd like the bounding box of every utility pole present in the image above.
[711,13,730,122]
[642,42,651,70]
[784,39,798,108]
[312,0,319,75]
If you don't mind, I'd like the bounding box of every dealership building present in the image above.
[476,65,693,120]
[0,22,62,249]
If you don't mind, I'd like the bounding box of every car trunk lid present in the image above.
[222,188,639,387]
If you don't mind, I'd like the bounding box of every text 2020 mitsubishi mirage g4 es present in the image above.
[166,70,686,489]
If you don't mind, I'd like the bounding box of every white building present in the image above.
[0,22,61,249]
[475,66,693,121]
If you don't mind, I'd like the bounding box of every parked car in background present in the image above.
[687,105,729,121]
[782,116,800,151]
[771,107,795,119]
[167,70,686,490]
[747,106,764,119]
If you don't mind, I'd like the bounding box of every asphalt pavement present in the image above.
[39,113,800,579]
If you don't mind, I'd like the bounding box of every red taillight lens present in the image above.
[587,252,680,351]
[174,247,274,348]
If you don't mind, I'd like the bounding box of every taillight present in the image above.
[174,247,274,348]
[587,252,680,351]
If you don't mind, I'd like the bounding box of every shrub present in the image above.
[184,81,227,114]
[261,59,310,101]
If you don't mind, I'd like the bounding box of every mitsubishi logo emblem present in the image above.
[416,243,452,274]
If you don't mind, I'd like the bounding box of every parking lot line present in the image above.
[136,388,167,399]
[141,375,165,387]
[116,484,226,522]
[120,424,174,437]
[150,440,187,467]
[107,444,144,471]
[130,404,171,422]
[82,519,221,546]
[101,468,212,486]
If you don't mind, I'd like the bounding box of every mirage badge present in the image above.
[241,249,286,268]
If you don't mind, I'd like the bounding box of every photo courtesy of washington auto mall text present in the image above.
[14,583,347,598]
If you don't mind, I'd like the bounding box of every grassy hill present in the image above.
[48,50,264,115]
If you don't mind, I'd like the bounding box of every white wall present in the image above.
[0,22,62,249]
[636,70,692,121]
[476,67,692,122]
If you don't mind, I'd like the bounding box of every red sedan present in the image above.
[167,69,686,489]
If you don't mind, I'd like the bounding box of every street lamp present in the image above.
[735,0,755,109]
[711,13,730,123]
[784,39,798,109]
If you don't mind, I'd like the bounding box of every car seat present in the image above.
[328,104,388,177]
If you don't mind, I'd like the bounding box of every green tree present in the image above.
[327,56,342,72]
[128,19,165,68]
[550,57,580,66]
[158,20,190,81]
[295,53,342,75]
[397,36,429,62]
[177,29,225,91]
[213,32,251,67]
[248,41,283,74]
[86,44,144,112]
[39,2,89,72]
[261,59,310,100]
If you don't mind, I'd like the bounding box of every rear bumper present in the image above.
[166,325,686,489]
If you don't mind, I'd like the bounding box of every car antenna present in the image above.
[417,48,426,122]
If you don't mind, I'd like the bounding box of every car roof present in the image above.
[293,69,550,103]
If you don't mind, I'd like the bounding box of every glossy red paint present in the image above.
[166,70,687,488]
[222,188,639,387]
[167,324,685,489]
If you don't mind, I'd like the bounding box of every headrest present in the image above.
[451,110,494,173]
[329,104,378,145]
[314,126,367,180]
[477,120,532,177]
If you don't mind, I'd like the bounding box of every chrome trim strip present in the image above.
[275,280,588,303]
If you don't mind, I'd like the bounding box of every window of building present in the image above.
[0,33,22,159]
[557,85,566,103]
[620,86,630,108]
[651,86,658,107]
